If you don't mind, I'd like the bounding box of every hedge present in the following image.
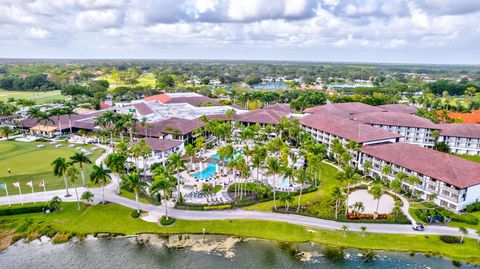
[439,235,463,244]
[160,216,176,226]
[466,202,480,213]
[0,205,45,216]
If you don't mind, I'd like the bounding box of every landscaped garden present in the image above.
[1,201,479,264]
[0,140,103,195]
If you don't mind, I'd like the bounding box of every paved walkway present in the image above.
[0,144,478,240]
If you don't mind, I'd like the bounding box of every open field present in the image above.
[0,141,103,195]
[98,72,156,88]
[0,89,64,103]
[1,202,479,264]
[458,154,480,163]
[244,162,340,211]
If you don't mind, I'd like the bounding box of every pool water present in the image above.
[274,177,291,188]
[210,153,241,163]
[192,163,217,179]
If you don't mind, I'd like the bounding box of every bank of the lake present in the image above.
[0,202,479,264]
[0,234,475,269]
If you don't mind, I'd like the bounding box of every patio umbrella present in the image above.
[215,163,219,173]
[199,162,203,170]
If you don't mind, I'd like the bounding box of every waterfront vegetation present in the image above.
[0,202,479,264]
[0,141,103,195]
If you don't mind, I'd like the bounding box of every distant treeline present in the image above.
[0,74,57,91]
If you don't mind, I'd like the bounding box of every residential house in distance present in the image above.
[438,124,480,156]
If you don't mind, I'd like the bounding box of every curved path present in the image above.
[0,144,478,240]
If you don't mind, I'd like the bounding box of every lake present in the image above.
[0,234,470,269]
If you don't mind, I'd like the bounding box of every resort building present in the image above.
[234,106,293,126]
[142,137,184,164]
[352,112,439,147]
[300,113,402,166]
[303,102,386,116]
[136,117,204,142]
[376,104,418,114]
[360,143,480,211]
[438,124,480,156]
[144,92,219,107]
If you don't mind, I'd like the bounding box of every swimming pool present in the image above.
[210,153,241,162]
[192,163,217,179]
[272,177,291,188]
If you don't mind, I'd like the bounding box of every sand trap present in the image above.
[347,189,394,214]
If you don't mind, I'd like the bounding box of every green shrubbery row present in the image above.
[439,235,463,244]
[0,205,46,216]
[466,202,480,213]
[413,206,479,225]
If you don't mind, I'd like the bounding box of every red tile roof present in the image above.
[144,94,171,103]
[352,112,439,129]
[438,123,480,139]
[143,137,183,152]
[376,104,418,114]
[264,103,294,113]
[304,102,386,116]
[137,117,204,137]
[100,103,111,109]
[445,110,480,124]
[144,93,218,107]
[234,108,289,125]
[20,111,103,131]
[362,142,480,189]
[133,102,154,116]
[300,113,402,143]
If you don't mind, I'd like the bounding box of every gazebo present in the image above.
[30,125,58,138]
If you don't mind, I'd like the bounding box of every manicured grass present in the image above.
[0,141,103,195]
[0,89,64,103]
[119,191,151,204]
[458,154,480,164]
[244,162,340,211]
[1,202,479,264]
[448,211,480,230]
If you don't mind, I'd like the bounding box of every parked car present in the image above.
[412,223,425,231]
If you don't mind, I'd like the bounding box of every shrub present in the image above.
[439,235,463,244]
[0,205,45,216]
[465,202,480,213]
[160,216,176,226]
[204,204,232,210]
[130,210,140,218]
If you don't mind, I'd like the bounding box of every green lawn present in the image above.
[245,162,340,211]
[0,141,103,195]
[458,154,480,164]
[1,202,479,264]
[0,89,64,103]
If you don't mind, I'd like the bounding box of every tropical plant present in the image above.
[62,105,77,134]
[458,227,468,243]
[122,171,147,213]
[331,186,344,220]
[0,125,13,139]
[360,226,367,237]
[66,165,81,210]
[278,193,294,211]
[81,191,94,205]
[104,153,126,194]
[381,165,392,181]
[341,225,349,236]
[89,164,111,204]
[167,152,187,201]
[369,184,384,219]
[335,166,362,216]
[266,157,282,210]
[295,169,309,212]
[150,172,175,220]
[185,144,196,170]
[51,157,70,196]
[70,152,92,186]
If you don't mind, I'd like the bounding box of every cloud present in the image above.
[0,0,478,63]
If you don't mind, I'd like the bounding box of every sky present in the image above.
[0,0,479,64]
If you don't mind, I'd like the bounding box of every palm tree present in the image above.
[459,227,468,243]
[279,193,294,211]
[360,226,367,237]
[251,153,263,182]
[369,184,384,219]
[381,165,392,181]
[66,165,81,210]
[406,175,421,198]
[295,169,309,212]
[122,172,147,213]
[0,125,13,139]
[167,152,187,202]
[49,107,65,133]
[331,186,344,220]
[90,164,111,204]
[341,225,349,236]
[281,166,295,193]
[70,152,92,186]
[194,136,206,154]
[51,157,70,196]
[266,157,282,210]
[336,166,362,216]
[104,153,126,194]
[185,144,196,170]
[81,191,94,205]
[362,161,372,178]
[62,105,77,134]
[95,110,118,145]
[150,172,175,220]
